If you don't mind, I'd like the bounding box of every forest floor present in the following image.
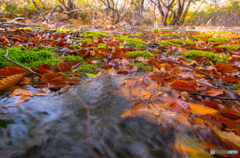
[0,24,240,157]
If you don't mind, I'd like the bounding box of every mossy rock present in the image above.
[172,39,196,46]
[126,51,154,58]
[216,45,240,50]
[183,50,230,64]
[208,38,230,43]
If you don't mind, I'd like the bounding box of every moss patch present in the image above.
[132,61,152,71]
[183,50,230,64]
[126,51,154,58]
[83,31,108,38]
[172,39,196,46]
[70,44,82,49]
[0,46,62,68]
[114,35,146,48]
[208,38,230,42]
[160,40,182,47]
[216,45,240,50]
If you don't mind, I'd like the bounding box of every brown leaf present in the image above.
[57,61,72,72]
[0,73,28,91]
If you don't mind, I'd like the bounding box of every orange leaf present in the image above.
[119,83,131,101]
[207,89,225,96]
[215,63,237,73]
[0,73,28,91]
[12,88,33,96]
[160,98,191,116]
[131,101,148,116]
[64,77,83,84]
[170,80,197,92]
[0,66,28,77]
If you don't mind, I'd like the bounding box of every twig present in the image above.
[31,0,53,28]
[189,92,240,100]
[161,59,240,99]
[69,88,99,158]
[2,49,41,77]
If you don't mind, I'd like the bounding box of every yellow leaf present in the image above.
[86,73,96,78]
[0,73,28,91]
[188,103,218,115]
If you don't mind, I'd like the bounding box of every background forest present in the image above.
[0,0,240,28]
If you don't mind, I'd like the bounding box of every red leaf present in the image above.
[170,80,197,92]
[221,109,240,120]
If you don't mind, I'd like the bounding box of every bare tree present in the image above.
[150,0,198,26]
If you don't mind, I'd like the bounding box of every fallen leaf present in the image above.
[0,73,28,91]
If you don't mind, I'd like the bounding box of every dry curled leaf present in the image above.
[0,73,28,91]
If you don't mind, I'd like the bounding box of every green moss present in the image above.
[200,33,212,37]
[163,52,169,56]
[172,39,196,46]
[216,45,240,50]
[0,46,63,68]
[130,33,144,36]
[83,31,108,38]
[74,56,101,77]
[159,34,179,37]
[126,51,154,58]
[97,43,107,50]
[119,42,125,48]
[70,44,82,49]
[183,50,230,64]
[80,38,93,44]
[153,49,159,52]
[160,40,181,47]
[113,35,146,48]
[132,62,152,71]
[208,38,230,42]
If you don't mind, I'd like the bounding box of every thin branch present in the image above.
[2,49,41,77]
[161,59,240,99]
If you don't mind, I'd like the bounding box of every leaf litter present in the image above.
[0,28,240,157]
